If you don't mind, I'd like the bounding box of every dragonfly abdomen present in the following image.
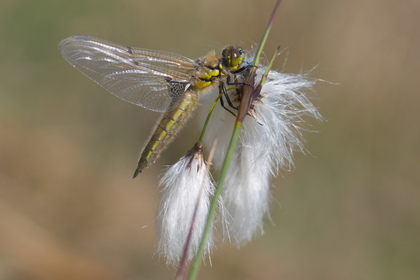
[133,90,199,177]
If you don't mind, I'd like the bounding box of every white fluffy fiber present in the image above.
[156,63,323,263]
[202,67,322,245]
[156,147,214,266]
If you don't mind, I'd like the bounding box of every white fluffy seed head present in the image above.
[156,145,214,266]
[201,65,323,245]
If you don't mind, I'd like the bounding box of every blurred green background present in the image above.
[0,0,418,279]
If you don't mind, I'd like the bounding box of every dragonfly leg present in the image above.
[226,72,255,89]
[219,82,237,117]
[220,75,262,121]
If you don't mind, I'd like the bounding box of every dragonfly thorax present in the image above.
[193,51,222,89]
[192,46,244,89]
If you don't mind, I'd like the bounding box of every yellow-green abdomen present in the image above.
[133,90,199,176]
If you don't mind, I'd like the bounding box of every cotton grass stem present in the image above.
[198,93,223,143]
[253,0,282,66]
[188,1,283,279]
[188,123,242,280]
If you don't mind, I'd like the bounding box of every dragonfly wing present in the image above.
[59,35,196,112]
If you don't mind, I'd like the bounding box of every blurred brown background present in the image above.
[0,0,418,279]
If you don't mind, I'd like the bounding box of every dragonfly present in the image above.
[59,35,245,177]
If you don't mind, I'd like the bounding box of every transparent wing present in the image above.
[59,35,197,112]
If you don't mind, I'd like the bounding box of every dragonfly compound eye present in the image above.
[222,46,244,70]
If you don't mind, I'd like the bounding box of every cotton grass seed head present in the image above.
[156,144,215,266]
[200,63,323,245]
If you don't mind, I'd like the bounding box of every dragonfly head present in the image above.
[222,46,244,70]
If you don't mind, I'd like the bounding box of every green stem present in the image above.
[260,46,280,86]
[187,1,283,279]
[188,122,242,280]
[198,94,222,143]
[253,0,282,66]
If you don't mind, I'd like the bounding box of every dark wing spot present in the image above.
[167,80,188,98]
[165,79,189,110]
